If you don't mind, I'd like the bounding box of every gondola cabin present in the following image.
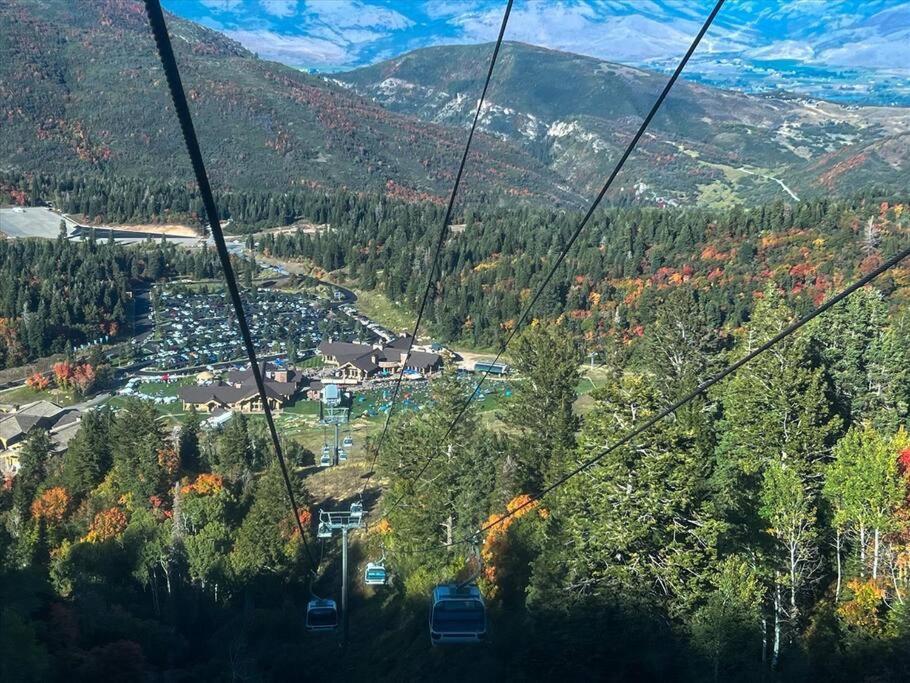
[342,435,353,448]
[320,451,331,466]
[429,584,486,644]
[364,562,386,586]
[306,598,338,631]
[338,448,348,462]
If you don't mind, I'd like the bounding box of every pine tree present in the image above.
[500,322,581,493]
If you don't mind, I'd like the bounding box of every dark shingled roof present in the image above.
[404,350,441,371]
[318,341,372,359]
[385,334,414,350]
[226,361,300,387]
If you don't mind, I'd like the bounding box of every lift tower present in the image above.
[317,502,364,645]
[320,384,349,466]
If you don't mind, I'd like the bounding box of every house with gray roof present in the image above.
[178,361,305,413]
[317,334,441,384]
[0,401,83,476]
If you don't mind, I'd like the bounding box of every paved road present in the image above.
[249,252,357,306]
[71,392,113,411]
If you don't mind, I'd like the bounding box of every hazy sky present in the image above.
[162,0,910,72]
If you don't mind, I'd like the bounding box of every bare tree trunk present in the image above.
[789,542,798,618]
[761,614,768,667]
[889,547,904,605]
[161,559,172,595]
[859,524,866,579]
[150,566,161,616]
[873,528,880,580]
[835,529,842,601]
[771,582,782,671]
[443,515,453,550]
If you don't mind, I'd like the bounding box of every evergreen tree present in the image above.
[500,322,581,493]
[62,407,114,498]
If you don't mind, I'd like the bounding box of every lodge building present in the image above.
[317,334,442,384]
[178,362,305,413]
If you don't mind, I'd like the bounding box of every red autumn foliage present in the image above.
[156,447,180,476]
[789,262,816,279]
[898,448,910,476]
[53,361,74,389]
[282,507,313,540]
[71,363,96,393]
[25,372,50,391]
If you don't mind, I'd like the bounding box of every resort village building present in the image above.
[178,362,305,413]
[317,334,442,384]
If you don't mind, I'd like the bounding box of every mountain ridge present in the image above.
[336,41,910,206]
[1,3,908,210]
[0,0,580,207]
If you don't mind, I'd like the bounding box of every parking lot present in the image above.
[139,288,360,370]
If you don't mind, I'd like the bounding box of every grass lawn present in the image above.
[297,355,323,369]
[282,399,321,416]
[573,364,613,415]
[351,287,414,335]
[0,384,79,407]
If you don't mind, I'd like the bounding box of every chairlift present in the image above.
[364,561,387,586]
[305,598,338,631]
[349,500,363,524]
[429,584,487,645]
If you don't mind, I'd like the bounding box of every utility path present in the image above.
[737,166,800,201]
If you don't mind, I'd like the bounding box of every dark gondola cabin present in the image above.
[306,598,338,631]
[429,584,486,644]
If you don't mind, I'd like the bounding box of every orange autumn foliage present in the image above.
[31,487,70,524]
[180,473,224,496]
[282,508,313,540]
[84,507,128,543]
[53,361,74,389]
[481,495,548,590]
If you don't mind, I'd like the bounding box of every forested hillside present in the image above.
[259,193,910,349]
[337,42,910,205]
[0,0,574,207]
[0,232,221,367]
[3,2,909,209]
[3,285,909,680]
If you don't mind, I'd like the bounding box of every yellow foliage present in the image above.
[838,579,885,632]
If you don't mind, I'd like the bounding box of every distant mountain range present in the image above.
[164,0,910,107]
[336,42,910,206]
[1,1,908,209]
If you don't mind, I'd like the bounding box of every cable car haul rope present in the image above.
[141,0,910,648]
